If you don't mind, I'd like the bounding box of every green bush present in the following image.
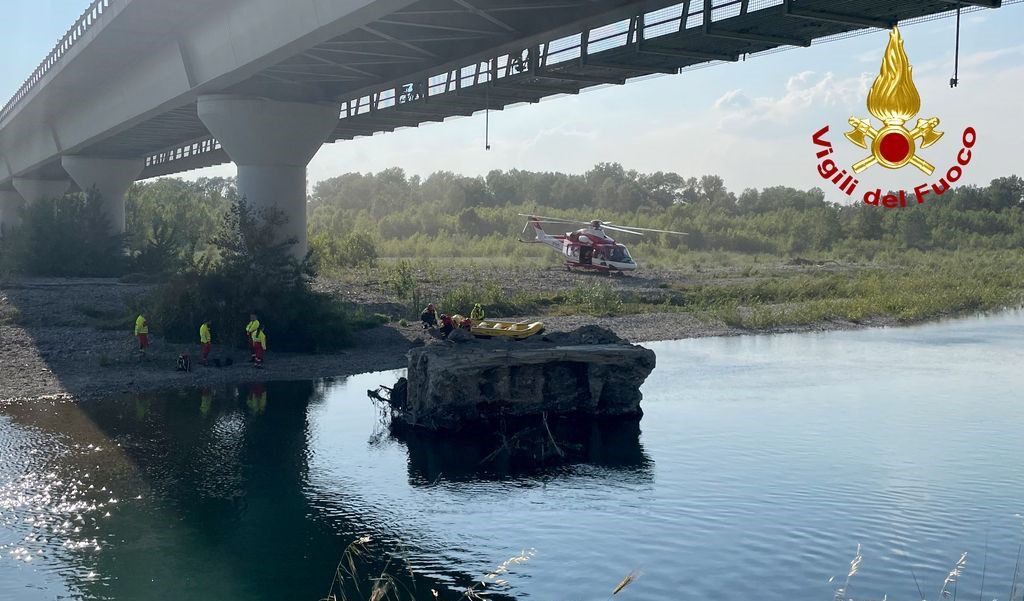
[381,260,417,299]
[2,189,126,277]
[562,281,623,316]
[340,231,378,268]
[130,219,192,276]
[440,285,478,317]
[145,199,358,353]
[311,230,378,271]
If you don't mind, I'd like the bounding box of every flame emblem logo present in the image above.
[845,27,943,175]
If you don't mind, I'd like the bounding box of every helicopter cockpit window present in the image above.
[610,245,632,263]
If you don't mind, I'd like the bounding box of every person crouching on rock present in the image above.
[421,304,438,329]
[134,314,150,353]
[245,312,260,362]
[459,317,473,331]
[439,314,454,337]
[199,319,212,366]
[253,326,267,368]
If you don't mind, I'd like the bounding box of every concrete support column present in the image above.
[12,178,71,205]
[61,157,144,234]
[197,95,340,257]
[0,190,25,236]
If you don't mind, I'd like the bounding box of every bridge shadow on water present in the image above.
[78,381,516,601]
[2,378,652,600]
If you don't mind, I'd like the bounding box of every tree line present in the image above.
[307,164,1024,256]
[2,165,1023,279]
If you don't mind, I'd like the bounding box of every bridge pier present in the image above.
[61,157,144,234]
[0,190,24,236]
[12,178,71,206]
[4,179,70,237]
[197,95,340,257]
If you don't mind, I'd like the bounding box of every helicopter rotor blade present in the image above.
[517,214,687,235]
[602,225,645,236]
[516,214,591,225]
[608,225,688,235]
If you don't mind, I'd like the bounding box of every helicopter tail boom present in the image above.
[519,216,563,251]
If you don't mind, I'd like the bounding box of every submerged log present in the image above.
[397,326,656,430]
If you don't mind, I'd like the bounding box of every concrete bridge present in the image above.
[0,0,1009,253]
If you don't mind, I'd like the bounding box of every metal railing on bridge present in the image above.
[128,0,1013,178]
[331,0,1011,136]
[0,0,112,124]
[335,0,773,123]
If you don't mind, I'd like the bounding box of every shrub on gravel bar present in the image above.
[145,199,362,353]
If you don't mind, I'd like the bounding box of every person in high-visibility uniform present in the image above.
[245,313,260,362]
[470,303,485,323]
[253,326,267,368]
[134,314,150,352]
[199,319,212,365]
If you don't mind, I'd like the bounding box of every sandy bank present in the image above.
[1,277,894,402]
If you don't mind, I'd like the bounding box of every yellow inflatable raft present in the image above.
[470,319,545,340]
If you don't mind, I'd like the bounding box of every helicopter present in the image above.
[518,214,687,273]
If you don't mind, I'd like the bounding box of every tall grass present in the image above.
[561,281,624,316]
[322,537,537,601]
[830,547,1013,601]
[343,250,1024,331]
[711,252,1024,328]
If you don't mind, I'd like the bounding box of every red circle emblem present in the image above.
[878,131,911,164]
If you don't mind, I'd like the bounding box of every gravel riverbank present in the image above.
[1,275,893,402]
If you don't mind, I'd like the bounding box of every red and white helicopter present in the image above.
[518,214,686,273]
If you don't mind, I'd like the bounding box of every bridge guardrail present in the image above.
[338,0,726,119]
[336,0,1004,122]
[0,0,112,125]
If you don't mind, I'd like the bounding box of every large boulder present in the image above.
[399,326,656,430]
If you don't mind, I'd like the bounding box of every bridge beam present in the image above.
[61,157,144,234]
[197,95,340,258]
[0,190,24,236]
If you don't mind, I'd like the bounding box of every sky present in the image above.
[2,2,1022,201]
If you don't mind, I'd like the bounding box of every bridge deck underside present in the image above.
[21,0,995,181]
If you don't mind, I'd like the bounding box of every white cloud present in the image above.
[712,71,871,131]
[960,44,1024,68]
[713,89,751,110]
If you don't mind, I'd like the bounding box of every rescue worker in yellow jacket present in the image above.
[253,326,267,368]
[199,320,212,365]
[470,303,485,323]
[134,314,150,351]
[245,313,260,362]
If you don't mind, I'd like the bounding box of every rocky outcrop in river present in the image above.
[389,326,656,430]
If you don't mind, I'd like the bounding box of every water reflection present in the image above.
[394,415,652,484]
[5,312,1024,601]
[72,382,437,601]
[1,381,553,600]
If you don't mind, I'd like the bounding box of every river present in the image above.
[2,312,1024,600]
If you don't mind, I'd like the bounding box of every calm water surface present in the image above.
[3,312,1024,600]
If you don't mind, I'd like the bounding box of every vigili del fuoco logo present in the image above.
[811,26,977,209]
